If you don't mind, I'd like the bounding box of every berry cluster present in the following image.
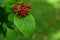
[12,2,31,18]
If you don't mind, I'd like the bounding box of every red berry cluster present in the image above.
[12,2,31,18]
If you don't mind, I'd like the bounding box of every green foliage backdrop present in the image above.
[0,0,60,40]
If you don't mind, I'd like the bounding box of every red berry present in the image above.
[12,5,17,9]
[16,9,20,13]
[21,8,25,11]
[21,2,25,7]
[26,6,28,8]
[26,8,28,10]
[20,6,23,10]
[22,11,25,13]
[25,10,29,14]
[26,4,31,9]
[12,2,32,18]
[23,6,26,9]
[21,2,25,5]
[21,13,24,16]
[22,5,25,7]
[23,14,26,16]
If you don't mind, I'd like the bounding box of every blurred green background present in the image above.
[17,0,60,40]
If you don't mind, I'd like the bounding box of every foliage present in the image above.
[0,0,60,40]
[0,0,35,40]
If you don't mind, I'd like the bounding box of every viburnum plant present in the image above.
[12,2,31,18]
[0,0,35,40]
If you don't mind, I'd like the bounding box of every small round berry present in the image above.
[25,10,29,14]
[21,8,25,11]
[23,6,26,9]
[12,5,17,9]
[21,2,25,7]
[20,6,23,10]
[21,2,25,5]
[23,14,26,16]
[16,9,20,13]
[26,6,28,8]
[26,8,28,10]
[26,4,31,9]
[21,13,24,16]
[21,11,25,13]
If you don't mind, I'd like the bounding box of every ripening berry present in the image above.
[19,8,22,11]
[19,15,22,18]
[14,10,17,13]
[12,5,17,9]
[21,2,25,7]
[26,4,31,9]
[21,2,25,5]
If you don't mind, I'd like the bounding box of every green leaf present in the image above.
[4,0,16,13]
[4,0,16,6]
[6,7,12,13]
[0,34,6,40]
[14,14,35,37]
[8,13,14,22]
[6,27,17,40]
[0,25,4,33]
